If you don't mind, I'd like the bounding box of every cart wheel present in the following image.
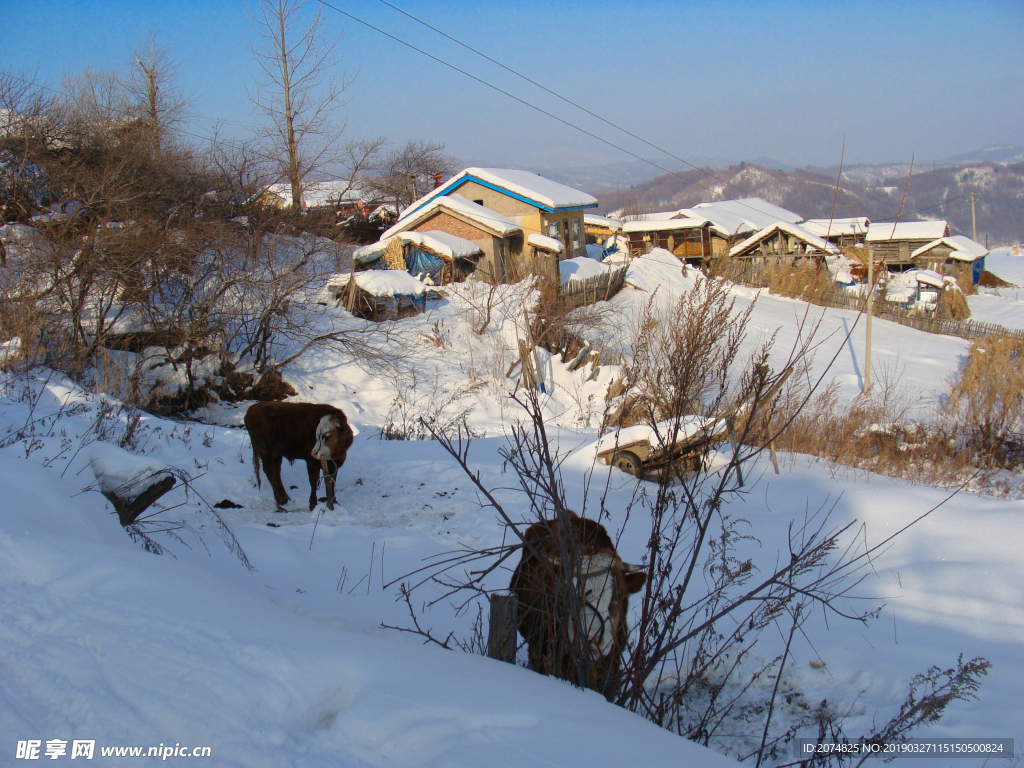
[612,450,644,477]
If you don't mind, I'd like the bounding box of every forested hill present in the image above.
[598,161,1024,246]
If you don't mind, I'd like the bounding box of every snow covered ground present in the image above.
[968,246,1024,329]
[1,251,1021,765]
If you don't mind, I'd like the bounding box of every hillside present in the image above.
[3,252,1023,764]
[598,161,1024,246]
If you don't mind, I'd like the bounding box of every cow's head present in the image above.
[554,553,647,657]
[311,415,352,464]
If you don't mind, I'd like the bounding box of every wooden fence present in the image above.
[560,265,627,309]
[729,266,1024,344]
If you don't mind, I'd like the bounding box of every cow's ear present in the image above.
[623,571,647,594]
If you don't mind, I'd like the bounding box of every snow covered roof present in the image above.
[621,217,709,233]
[865,221,949,242]
[527,233,564,253]
[583,213,623,233]
[911,235,988,262]
[676,198,803,237]
[333,270,428,297]
[352,238,393,264]
[400,167,598,219]
[403,230,482,260]
[267,179,367,208]
[597,416,724,456]
[801,217,870,238]
[382,193,520,240]
[729,222,839,257]
[352,230,481,265]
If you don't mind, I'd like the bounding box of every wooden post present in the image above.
[518,339,536,389]
[488,593,518,663]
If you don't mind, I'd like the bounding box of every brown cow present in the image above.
[510,511,646,699]
[244,402,354,511]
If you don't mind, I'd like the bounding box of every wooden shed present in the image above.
[911,235,988,284]
[865,221,949,270]
[729,222,839,263]
[621,217,713,264]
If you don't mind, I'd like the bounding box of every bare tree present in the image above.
[362,139,458,214]
[246,0,352,209]
[121,33,192,160]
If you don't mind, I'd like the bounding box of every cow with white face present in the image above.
[510,511,647,699]
[244,402,354,511]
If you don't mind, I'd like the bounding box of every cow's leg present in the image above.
[305,460,321,511]
[267,454,290,508]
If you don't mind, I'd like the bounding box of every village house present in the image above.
[583,213,622,244]
[864,221,949,270]
[378,193,522,281]
[728,221,839,262]
[911,234,988,284]
[621,197,803,263]
[382,168,598,282]
[800,217,870,248]
[621,216,713,263]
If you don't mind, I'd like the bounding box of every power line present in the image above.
[319,1,963,231]
[312,0,749,212]
[369,0,754,203]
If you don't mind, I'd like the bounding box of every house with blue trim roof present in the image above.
[386,167,599,282]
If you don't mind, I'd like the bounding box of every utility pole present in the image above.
[864,254,872,394]
[969,192,978,242]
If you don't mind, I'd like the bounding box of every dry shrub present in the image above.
[752,362,973,486]
[620,276,752,425]
[765,260,837,304]
[945,338,1024,467]
[934,284,971,320]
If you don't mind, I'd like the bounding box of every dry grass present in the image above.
[749,346,1024,494]
[944,338,1024,467]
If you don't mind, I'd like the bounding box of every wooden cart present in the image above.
[597,367,793,478]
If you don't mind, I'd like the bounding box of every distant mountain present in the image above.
[938,145,1024,165]
[597,161,1024,247]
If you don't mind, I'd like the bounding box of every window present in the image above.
[548,221,560,238]
[571,218,581,250]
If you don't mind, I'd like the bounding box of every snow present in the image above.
[3,231,1023,764]
[984,245,1024,285]
[729,222,840,257]
[401,167,598,219]
[352,237,393,264]
[801,217,870,238]
[86,441,172,497]
[527,232,563,252]
[865,220,948,242]
[596,415,722,454]
[403,230,482,260]
[677,198,802,236]
[583,213,622,232]
[911,235,988,261]
[559,256,614,282]
[382,193,520,240]
[267,179,367,208]
[966,245,1024,328]
[332,269,427,297]
[621,216,709,233]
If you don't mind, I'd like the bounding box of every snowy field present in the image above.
[1,252,1022,766]
[968,246,1024,329]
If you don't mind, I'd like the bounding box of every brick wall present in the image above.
[410,211,490,241]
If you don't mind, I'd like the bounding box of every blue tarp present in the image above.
[405,247,446,281]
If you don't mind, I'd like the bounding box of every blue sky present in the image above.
[3,0,1022,172]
